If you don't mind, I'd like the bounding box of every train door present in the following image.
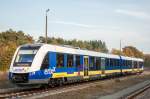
[83,56,89,76]
[101,58,105,74]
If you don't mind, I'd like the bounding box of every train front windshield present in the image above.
[15,53,35,63]
[14,46,40,67]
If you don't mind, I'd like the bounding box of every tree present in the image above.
[111,48,123,55]
[111,46,144,59]
[0,29,34,71]
[37,36,108,53]
[122,46,144,58]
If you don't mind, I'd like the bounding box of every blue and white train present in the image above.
[9,44,144,86]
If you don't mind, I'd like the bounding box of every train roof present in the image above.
[20,43,143,62]
[42,44,120,59]
[121,56,143,62]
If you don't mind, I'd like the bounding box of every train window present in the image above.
[139,62,141,67]
[105,58,109,66]
[134,61,137,68]
[115,60,118,66]
[127,61,129,66]
[114,59,117,66]
[110,59,113,67]
[125,60,127,66]
[122,60,124,66]
[130,61,132,68]
[117,60,119,66]
[56,53,64,68]
[116,59,118,66]
[41,53,49,70]
[140,62,143,68]
[76,55,80,68]
[112,59,115,67]
[139,62,141,68]
[136,61,138,68]
[96,57,101,70]
[115,59,118,66]
[128,61,131,67]
[114,59,117,67]
[117,60,120,66]
[133,61,135,67]
[67,54,73,67]
[90,57,95,70]
[127,61,129,67]
[126,61,128,67]
[121,60,123,66]
[112,59,114,67]
[111,59,114,67]
[117,60,119,65]
[113,59,115,66]
[123,60,126,66]
[124,60,126,66]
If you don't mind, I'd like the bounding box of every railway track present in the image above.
[0,82,90,98]
[125,82,150,99]
[0,88,50,99]
[0,81,98,99]
[0,74,136,99]
[1,72,149,99]
[0,86,42,99]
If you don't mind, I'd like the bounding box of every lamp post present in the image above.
[45,9,50,43]
[120,40,122,52]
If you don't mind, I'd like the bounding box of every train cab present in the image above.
[9,44,42,84]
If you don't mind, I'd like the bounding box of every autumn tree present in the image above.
[111,46,144,59]
[111,48,123,55]
[0,29,33,71]
[122,46,144,58]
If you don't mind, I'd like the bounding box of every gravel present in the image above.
[43,72,150,99]
[1,68,150,99]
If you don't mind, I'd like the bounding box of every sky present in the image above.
[0,0,150,53]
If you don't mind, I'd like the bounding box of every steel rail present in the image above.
[0,74,145,99]
[125,84,150,99]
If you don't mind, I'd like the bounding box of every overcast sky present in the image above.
[0,0,150,53]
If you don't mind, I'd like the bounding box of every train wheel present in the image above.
[57,78,64,86]
[48,79,55,87]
